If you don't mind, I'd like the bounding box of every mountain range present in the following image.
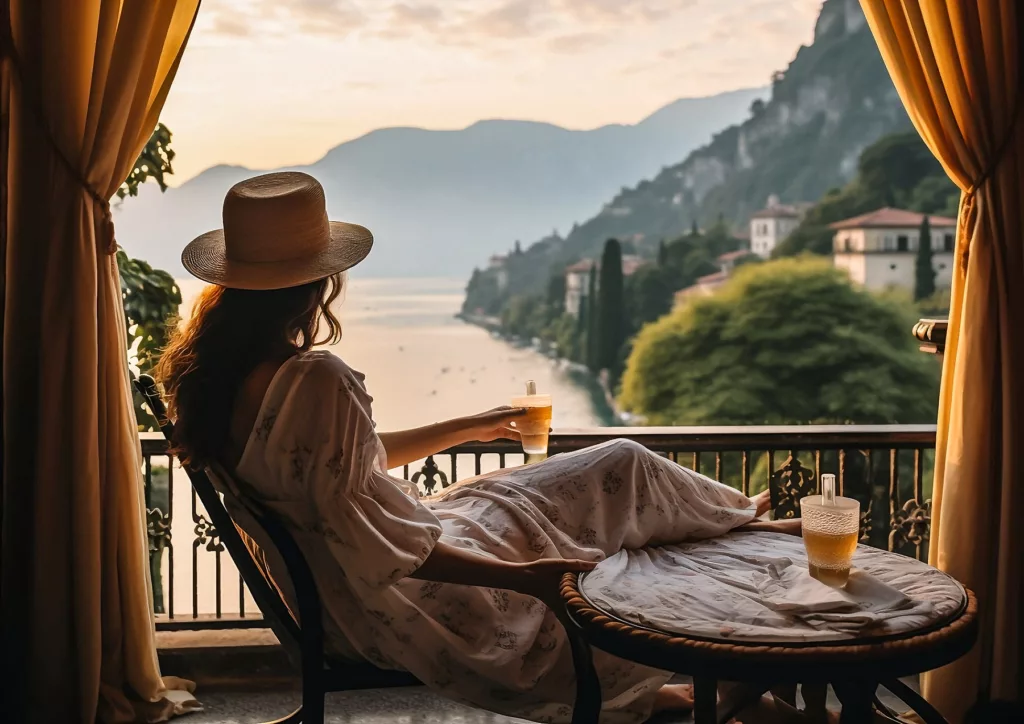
[114,87,766,278]
[462,0,913,313]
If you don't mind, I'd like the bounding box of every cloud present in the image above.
[546,32,608,54]
[469,0,545,39]
[210,13,252,37]
[556,0,694,24]
[389,2,444,28]
[288,0,367,35]
[205,0,367,38]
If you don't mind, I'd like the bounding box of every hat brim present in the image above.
[181,221,373,290]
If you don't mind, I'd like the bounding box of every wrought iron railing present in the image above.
[141,425,936,629]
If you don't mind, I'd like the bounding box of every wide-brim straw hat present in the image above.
[182,171,372,290]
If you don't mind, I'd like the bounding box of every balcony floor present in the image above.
[181,680,920,723]
[184,685,532,723]
[160,631,918,723]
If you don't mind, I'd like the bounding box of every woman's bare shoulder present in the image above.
[290,351,368,393]
[290,350,349,378]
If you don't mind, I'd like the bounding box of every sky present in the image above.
[160,0,824,182]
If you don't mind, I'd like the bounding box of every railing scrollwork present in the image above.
[412,455,449,495]
[770,453,819,519]
[890,499,932,550]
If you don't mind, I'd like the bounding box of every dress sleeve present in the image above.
[282,355,442,592]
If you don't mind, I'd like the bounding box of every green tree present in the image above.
[907,175,959,218]
[585,264,599,370]
[117,122,175,199]
[462,268,502,315]
[914,216,936,301]
[596,239,627,378]
[619,257,940,425]
[657,239,669,266]
[546,272,566,315]
[856,132,944,207]
[500,294,546,339]
[689,219,699,237]
[546,313,580,360]
[574,272,590,363]
[625,264,676,333]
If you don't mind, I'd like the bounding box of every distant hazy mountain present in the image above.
[114,87,765,278]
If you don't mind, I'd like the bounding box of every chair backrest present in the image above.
[134,374,323,665]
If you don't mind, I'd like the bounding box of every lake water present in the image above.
[160,277,611,618]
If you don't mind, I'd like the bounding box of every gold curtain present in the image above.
[860,0,1022,719]
[0,1,201,721]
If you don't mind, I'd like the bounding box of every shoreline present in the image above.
[456,312,627,426]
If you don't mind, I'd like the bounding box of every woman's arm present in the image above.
[379,407,527,468]
[410,540,596,608]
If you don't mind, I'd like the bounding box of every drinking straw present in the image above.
[822,473,836,505]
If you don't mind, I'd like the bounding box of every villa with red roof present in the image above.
[831,208,957,292]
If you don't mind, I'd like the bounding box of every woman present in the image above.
[158,172,795,723]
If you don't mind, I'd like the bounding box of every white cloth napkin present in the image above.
[752,558,931,634]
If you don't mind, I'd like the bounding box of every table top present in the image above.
[578,531,966,645]
[561,531,977,681]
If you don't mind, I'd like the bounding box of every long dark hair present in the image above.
[156,273,345,468]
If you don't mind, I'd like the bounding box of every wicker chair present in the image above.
[135,374,420,724]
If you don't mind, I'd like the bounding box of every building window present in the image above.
[844,239,852,252]
[897,235,909,252]
[944,233,954,251]
[938,263,947,270]
[884,235,894,250]
[890,263,898,270]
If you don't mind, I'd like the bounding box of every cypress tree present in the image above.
[585,263,599,370]
[546,273,566,314]
[914,216,936,301]
[597,239,627,377]
[657,239,668,266]
[690,219,700,237]
[574,283,588,362]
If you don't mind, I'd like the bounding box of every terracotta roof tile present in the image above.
[717,249,752,263]
[829,207,957,230]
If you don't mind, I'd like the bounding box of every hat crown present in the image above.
[222,172,330,263]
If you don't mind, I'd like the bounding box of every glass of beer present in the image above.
[800,482,860,587]
[511,380,552,456]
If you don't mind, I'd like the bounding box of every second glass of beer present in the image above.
[800,488,860,587]
[512,380,552,455]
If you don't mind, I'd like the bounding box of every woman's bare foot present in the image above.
[751,489,772,517]
[650,683,694,714]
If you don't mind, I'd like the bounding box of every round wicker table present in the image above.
[557,533,978,724]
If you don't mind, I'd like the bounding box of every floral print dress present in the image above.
[236,351,758,723]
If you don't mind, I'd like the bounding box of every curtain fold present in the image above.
[0,1,201,721]
[860,0,1022,719]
